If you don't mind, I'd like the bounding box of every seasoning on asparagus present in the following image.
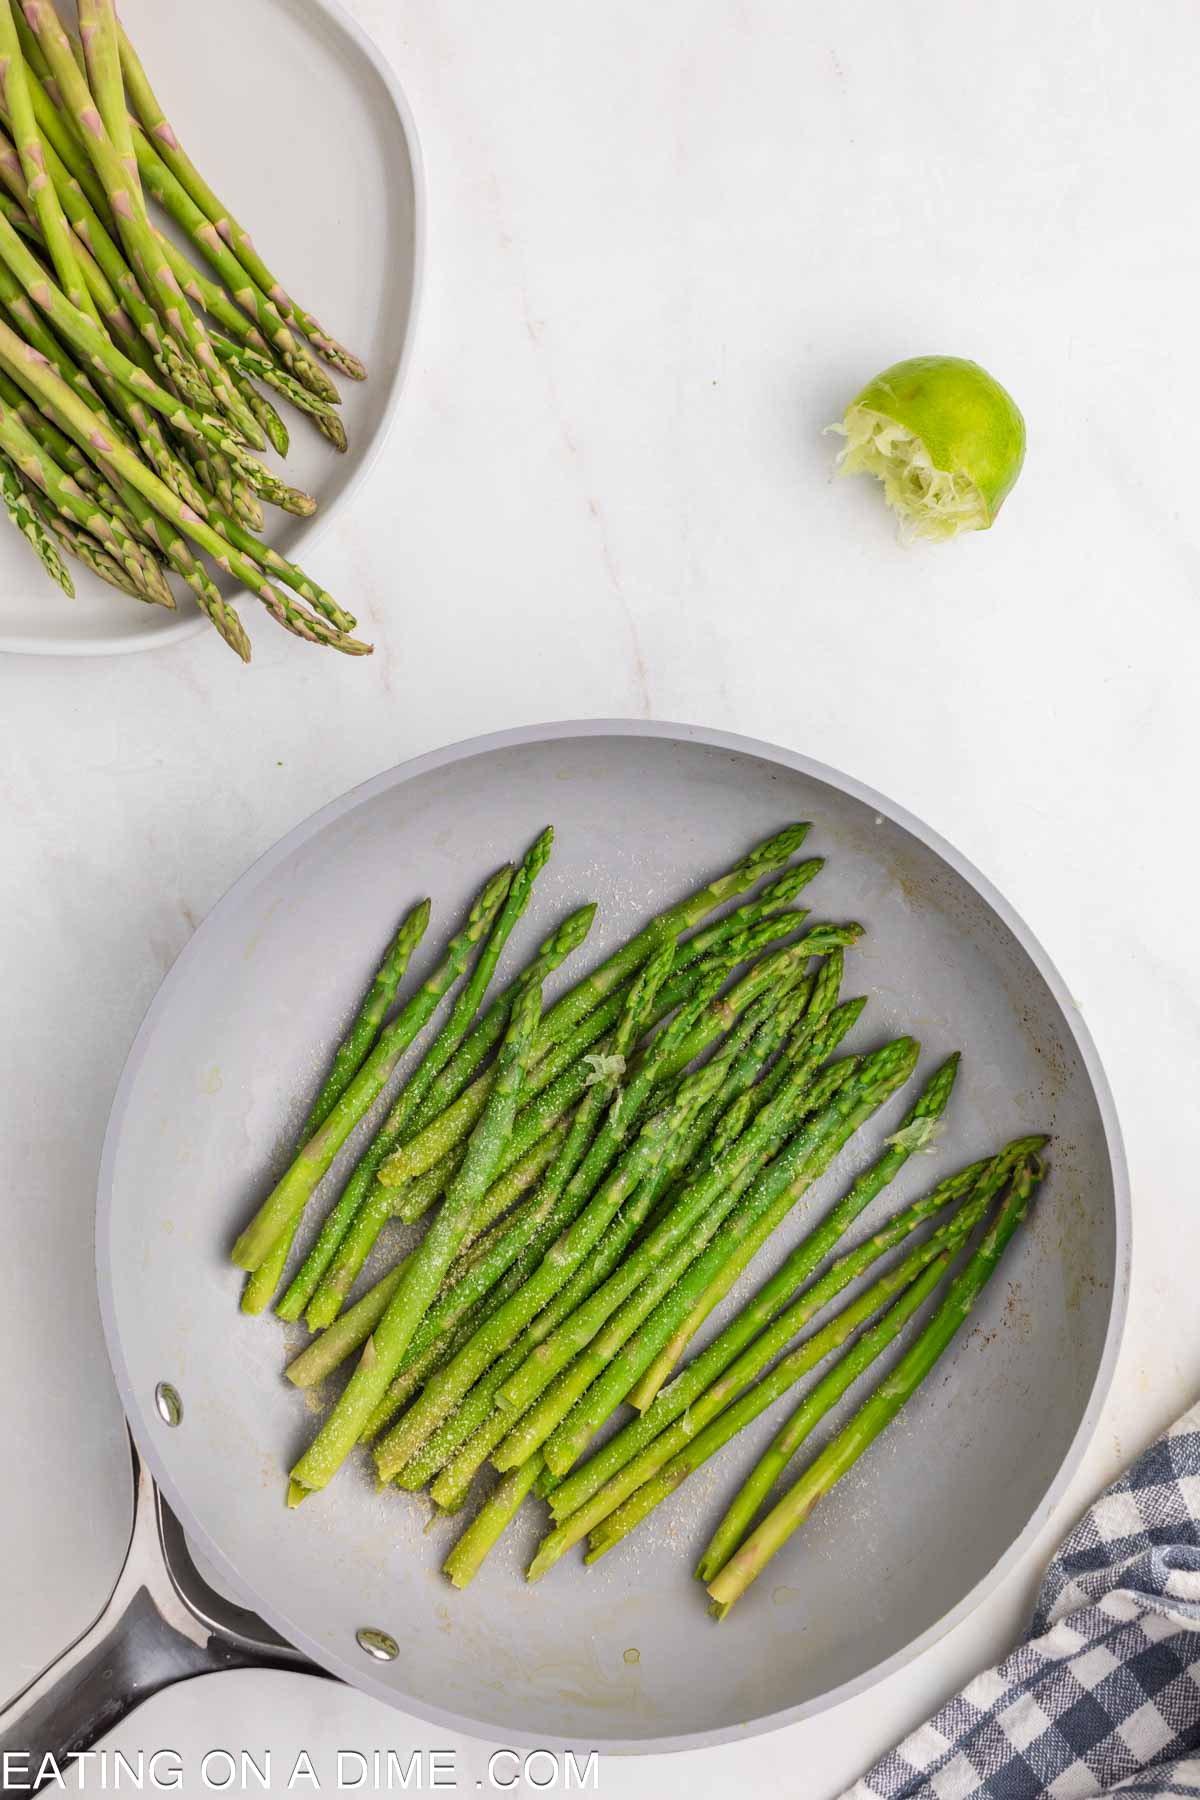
[705,1155,1045,1614]
[231,868,513,1273]
[239,898,433,1315]
[287,982,546,1502]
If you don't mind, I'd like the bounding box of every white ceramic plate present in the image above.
[0,0,423,657]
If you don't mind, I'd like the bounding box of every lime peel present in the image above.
[830,354,1025,544]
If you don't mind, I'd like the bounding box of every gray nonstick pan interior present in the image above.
[97,721,1127,1752]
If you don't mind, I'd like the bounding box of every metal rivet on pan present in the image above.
[356,1628,399,1662]
[154,1382,183,1427]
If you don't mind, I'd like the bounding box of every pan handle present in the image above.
[0,1431,317,1793]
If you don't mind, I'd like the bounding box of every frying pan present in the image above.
[0,720,1129,1768]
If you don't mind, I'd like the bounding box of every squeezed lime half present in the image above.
[831,355,1026,542]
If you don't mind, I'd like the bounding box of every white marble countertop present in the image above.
[3,1,1199,1792]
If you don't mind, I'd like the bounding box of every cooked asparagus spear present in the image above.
[275,903,596,1326]
[537,1038,919,1480]
[303,828,556,1327]
[705,1155,1045,1614]
[627,1049,962,1408]
[230,868,513,1272]
[287,984,546,1503]
[239,898,432,1315]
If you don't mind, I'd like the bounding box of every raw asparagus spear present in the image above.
[705,1156,1044,1614]
[304,828,556,1327]
[0,315,364,649]
[25,0,260,438]
[275,903,596,1325]
[0,1,104,334]
[287,985,545,1502]
[239,899,432,1315]
[0,396,170,601]
[230,868,513,1272]
[538,1037,920,1479]
[212,333,347,450]
[0,444,71,589]
[115,21,365,385]
[628,1049,961,1409]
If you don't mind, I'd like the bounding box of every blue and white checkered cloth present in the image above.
[848,1401,1200,1799]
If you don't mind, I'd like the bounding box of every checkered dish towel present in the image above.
[848,1401,1200,1800]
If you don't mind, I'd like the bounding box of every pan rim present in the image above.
[95,717,1131,1755]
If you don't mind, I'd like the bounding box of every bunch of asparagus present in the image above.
[231,822,1048,1613]
[0,0,364,657]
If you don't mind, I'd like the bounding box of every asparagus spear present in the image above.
[418,1058,863,1513]
[304,828,556,1326]
[49,508,142,594]
[285,1129,571,1391]
[213,331,347,449]
[705,1156,1045,1614]
[537,1037,919,1480]
[361,960,815,1450]
[26,0,261,439]
[0,67,317,409]
[534,824,812,1041]
[547,1151,1025,1533]
[629,1245,957,1569]
[115,21,365,385]
[411,988,844,1510]
[231,868,513,1273]
[388,920,800,1232]
[488,1000,866,1470]
[240,899,432,1315]
[371,1048,734,1483]
[380,919,853,1199]
[443,1456,542,1590]
[405,1060,801,1510]
[0,79,204,390]
[627,1050,962,1410]
[0,314,366,651]
[0,443,70,588]
[533,1163,1000,1571]
[0,394,171,601]
[287,985,545,1502]
[275,905,597,1325]
[400,974,851,1507]
[582,1199,990,1572]
[355,944,687,1439]
[413,1056,861,1498]
[0,196,273,473]
[0,273,257,650]
[363,943,691,1456]
[0,1,105,334]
